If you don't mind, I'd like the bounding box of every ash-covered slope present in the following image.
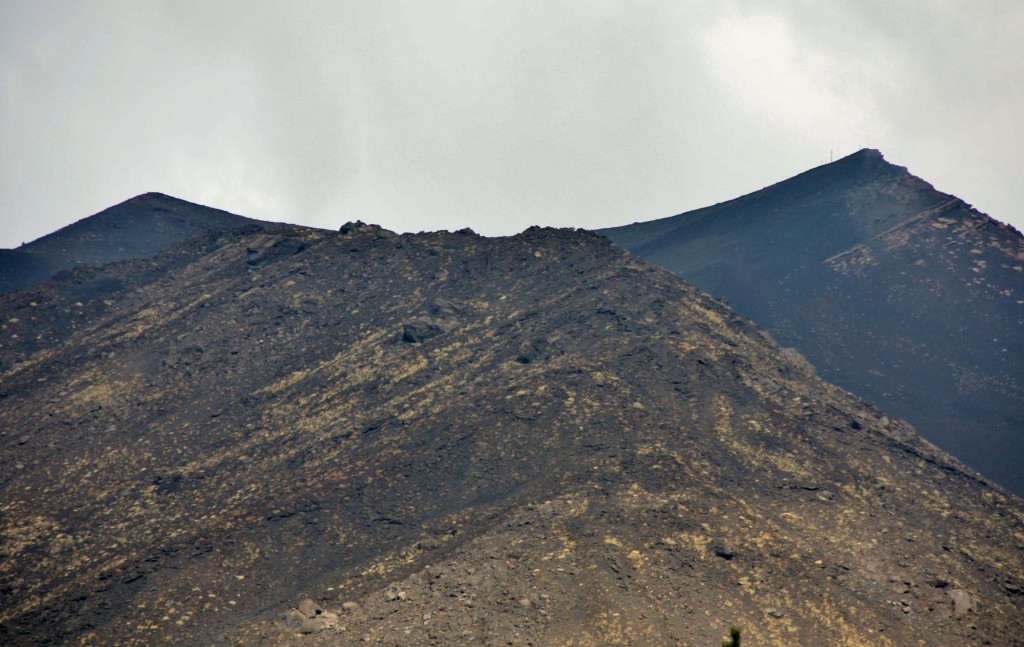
[0,192,265,294]
[1,221,1022,646]
[601,149,1024,496]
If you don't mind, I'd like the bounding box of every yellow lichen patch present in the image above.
[543,532,577,561]
[765,452,819,483]
[559,609,646,647]
[672,531,713,558]
[679,339,700,353]
[0,515,57,556]
[713,394,733,438]
[67,377,139,410]
[635,442,661,457]
[746,532,775,550]
[255,329,391,395]
[389,354,428,384]
[796,596,897,647]
[356,541,425,579]
[625,549,647,570]
[714,395,817,480]
[590,370,620,386]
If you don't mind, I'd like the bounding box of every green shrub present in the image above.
[721,625,741,647]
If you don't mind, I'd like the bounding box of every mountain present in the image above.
[0,192,264,294]
[1,217,1022,645]
[601,149,1024,496]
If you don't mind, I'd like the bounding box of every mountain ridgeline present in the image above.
[1,217,1022,645]
[602,149,1024,496]
[0,192,265,295]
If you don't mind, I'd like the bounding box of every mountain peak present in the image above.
[792,147,911,189]
[849,147,883,159]
[601,153,1024,495]
[0,193,266,294]
[120,191,204,209]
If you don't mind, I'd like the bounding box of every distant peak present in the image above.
[851,147,883,159]
[816,147,911,181]
[833,148,887,166]
[124,191,176,203]
[106,193,191,214]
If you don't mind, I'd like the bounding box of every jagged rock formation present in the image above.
[1,216,1022,646]
[602,149,1024,496]
[0,192,265,294]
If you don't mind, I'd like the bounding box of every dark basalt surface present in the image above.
[1,220,1022,645]
[602,149,1024,496]
[0,192,265,294]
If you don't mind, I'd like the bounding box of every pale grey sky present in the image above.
[2,0,1022,247]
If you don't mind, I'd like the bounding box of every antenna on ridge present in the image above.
[830,149,833,163]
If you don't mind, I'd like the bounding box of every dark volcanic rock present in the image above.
[401,318,453,343]
[0,218,1022,645]
[0,192,268,294]
[602,149,1024,496]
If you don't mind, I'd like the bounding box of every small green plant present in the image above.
[721,625,741,647]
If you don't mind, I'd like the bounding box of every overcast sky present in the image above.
[2,1,1022,247]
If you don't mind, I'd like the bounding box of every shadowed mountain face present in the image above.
[601,149,1024,496]
[0,192,263,294]
[1,220,1022,646]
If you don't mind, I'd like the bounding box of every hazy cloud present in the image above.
[1,0,1021,247]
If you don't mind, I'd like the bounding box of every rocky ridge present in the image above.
[0,219,1022,645]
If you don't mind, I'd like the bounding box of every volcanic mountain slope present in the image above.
[601,149,1024,496]
[1,221,1022,646]
[0,192,265,294]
